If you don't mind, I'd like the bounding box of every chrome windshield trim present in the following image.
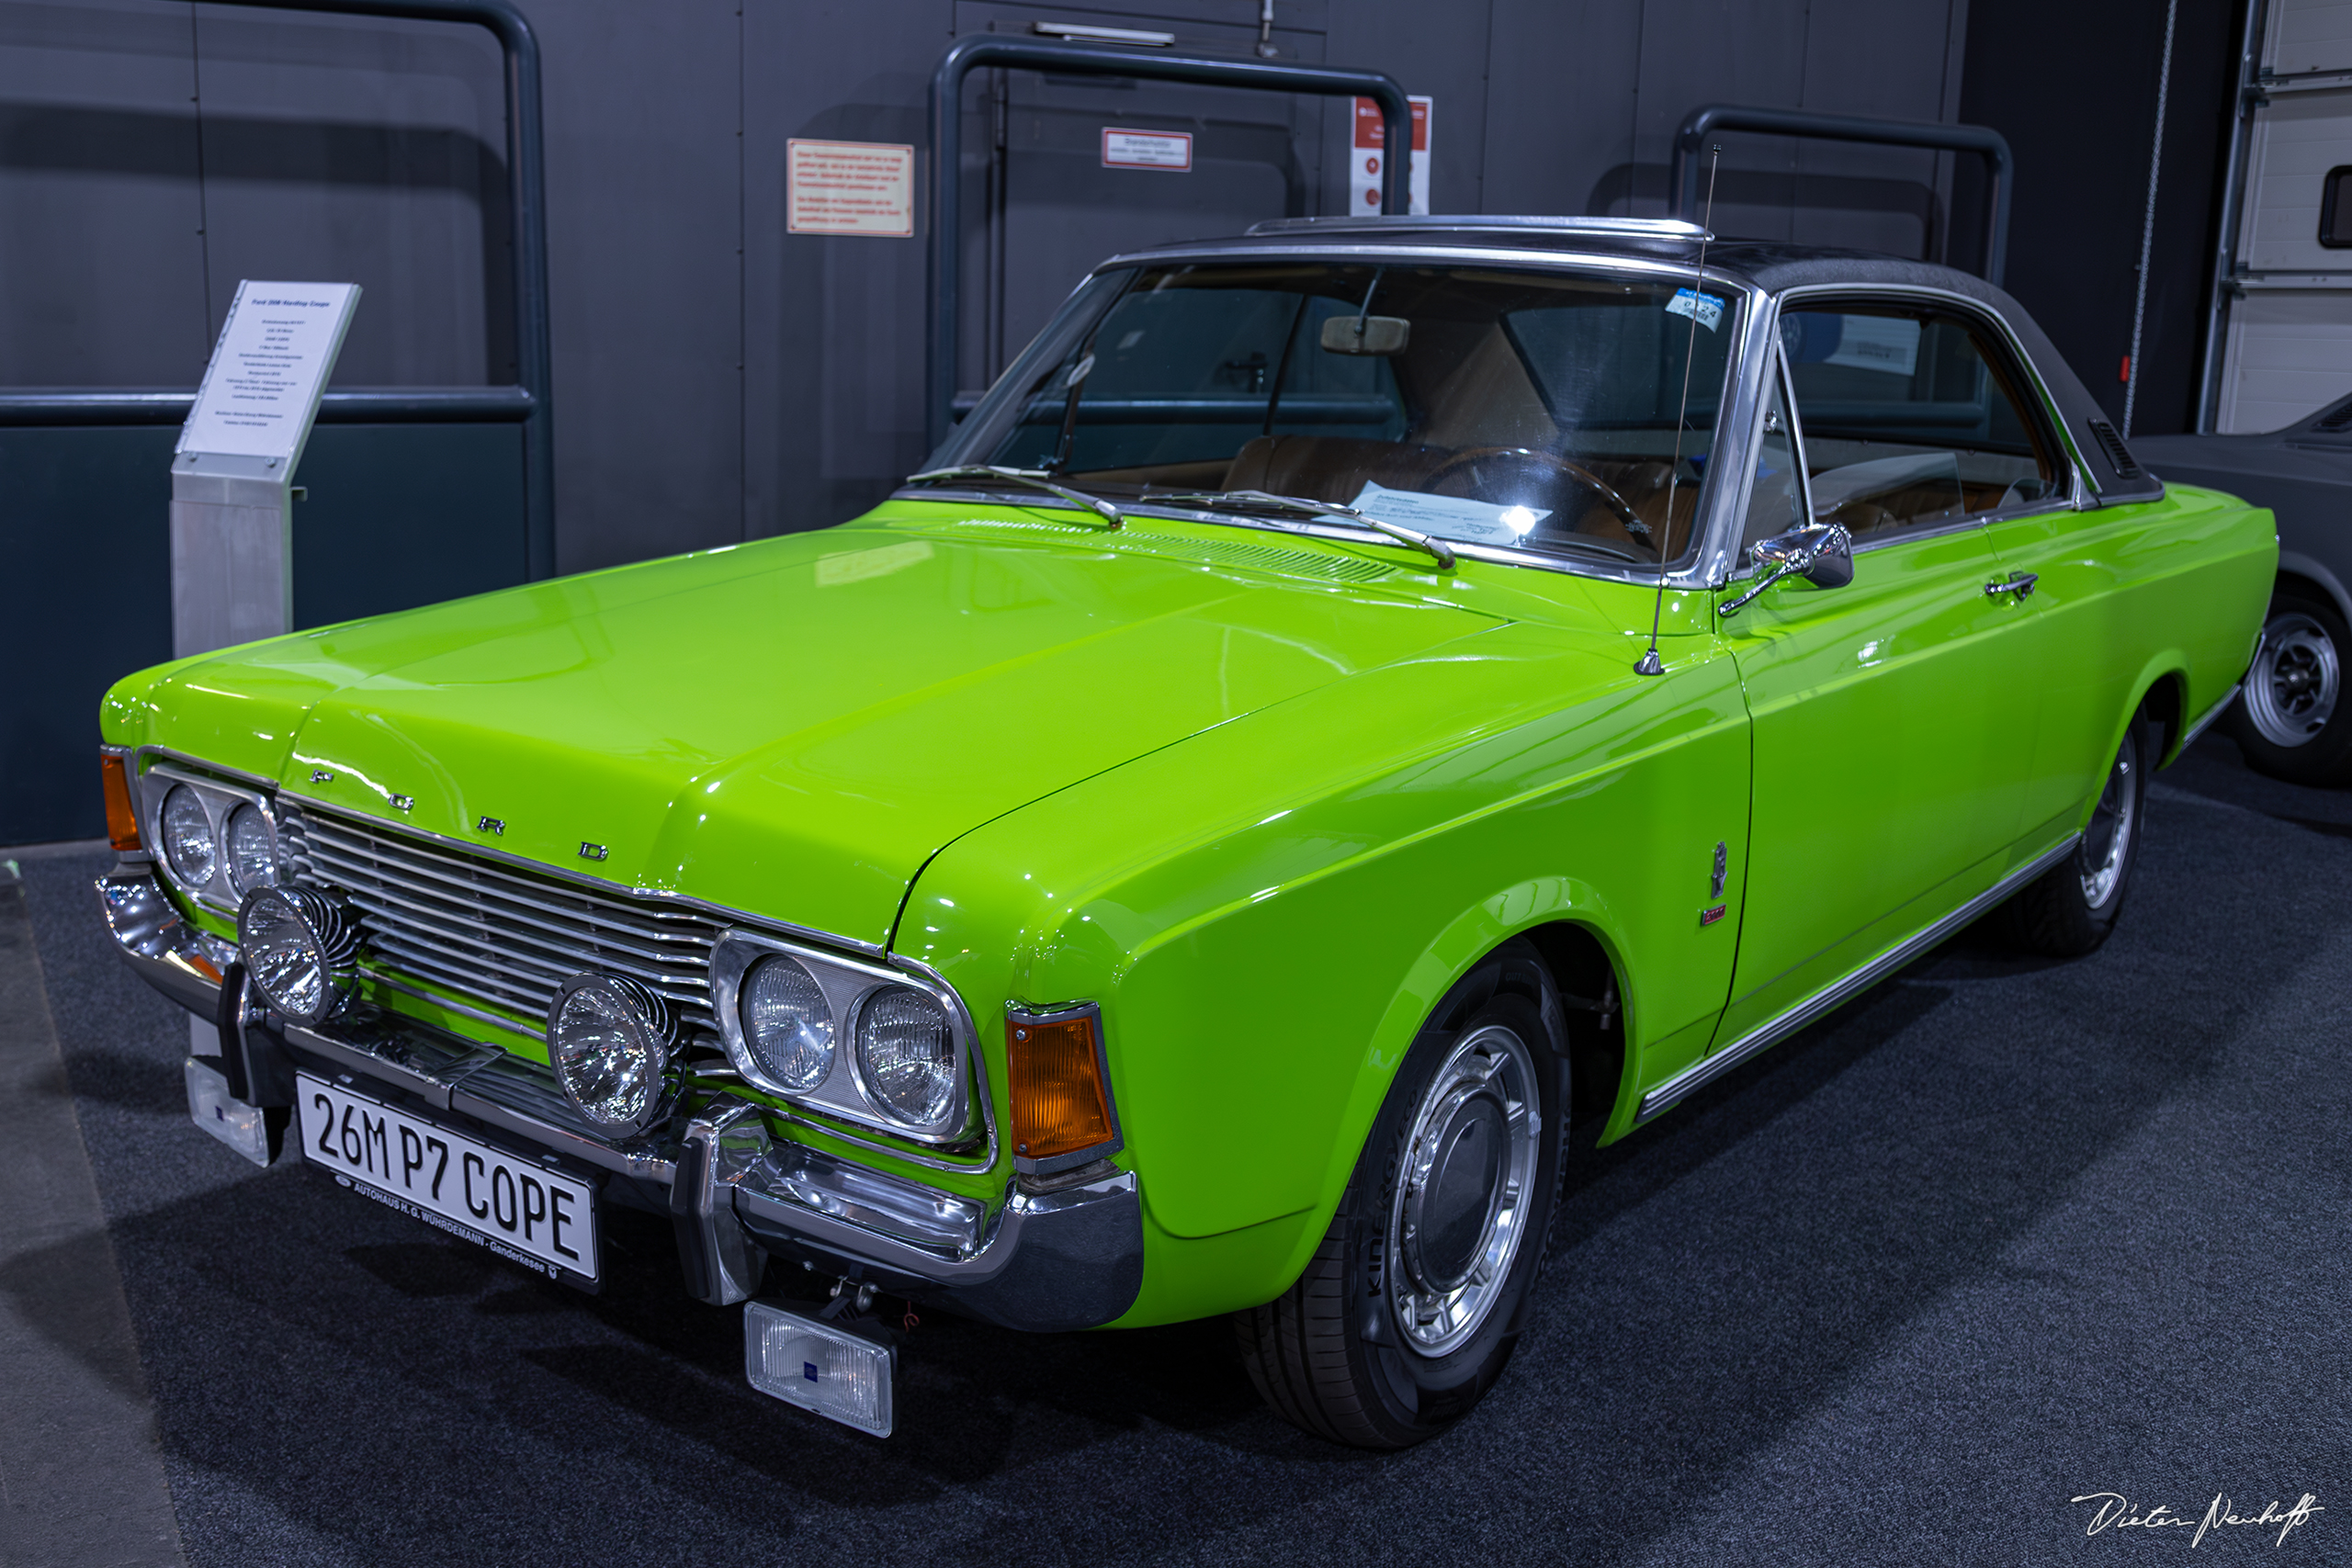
[1636,834,2083,1122]
[1246,215,1713,242]
[1092,241,1766,285]
[887,489,1690,585]
[938,247,1767,591]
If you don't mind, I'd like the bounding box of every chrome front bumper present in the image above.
[97,866,1142,1333]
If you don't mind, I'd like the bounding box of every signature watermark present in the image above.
[2069,1492,2324,1548]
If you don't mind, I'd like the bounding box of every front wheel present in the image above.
[2009,709,2148,957]
[1233,942,1569,1449]
[2231,593,2352,785]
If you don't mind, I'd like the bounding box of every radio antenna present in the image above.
[1634,143,1722,678]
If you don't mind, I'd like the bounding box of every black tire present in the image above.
[2230,591,2352,786]
[1233,941,1570,1450]
[2009,709,2150,957]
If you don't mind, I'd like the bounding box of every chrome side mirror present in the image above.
[1720,521,1854,616]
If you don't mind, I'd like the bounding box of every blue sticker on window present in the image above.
[1666,288,1724,333]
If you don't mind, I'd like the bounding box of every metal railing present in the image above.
[1668,104,2014,287]
[0,0,555,579]
[927,36,1413,448]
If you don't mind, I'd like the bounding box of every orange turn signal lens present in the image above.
[100,751,141,852]
[1007,1006,1117,1167]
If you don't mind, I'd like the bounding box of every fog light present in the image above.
[237,886,359,1026]
[744,1299,895,1436]
[184,1056,270,1168]
[547,973,679,1133]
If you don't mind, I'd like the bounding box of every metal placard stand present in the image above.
[171,281,360,658]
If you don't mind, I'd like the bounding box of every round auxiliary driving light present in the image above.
[547,974,680,1134]
[160,784,217,888]
[237,886,360,1027]
[853,986,959,1130]
[224,805,279,898]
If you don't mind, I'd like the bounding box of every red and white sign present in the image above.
[1102,128,1193,172]
[786,139,914,237]
[1350,96,1431,215]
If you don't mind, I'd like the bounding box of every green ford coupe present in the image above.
[96,216,2272,1447]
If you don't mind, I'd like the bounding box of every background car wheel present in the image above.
[2009,709,2150,958]
[2230,592,2352,785]
[1233,941,1570,1450]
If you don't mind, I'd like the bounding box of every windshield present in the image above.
[923,261,1742,570]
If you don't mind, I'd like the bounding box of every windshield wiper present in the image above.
[1149,489,1455,571]
[903,465,1123,529]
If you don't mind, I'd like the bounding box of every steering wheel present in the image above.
[1423,446,1657,546]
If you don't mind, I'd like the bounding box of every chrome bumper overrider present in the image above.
[97,864,1142,1334]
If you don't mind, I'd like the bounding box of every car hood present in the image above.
[114,506,1510,949]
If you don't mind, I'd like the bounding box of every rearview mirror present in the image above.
[1321,315,1410,355]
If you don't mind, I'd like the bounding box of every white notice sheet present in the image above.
[178,281,360,462]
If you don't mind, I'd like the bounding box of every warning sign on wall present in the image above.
[1102,128,1193,171]
[1349,96,1430,216]
[787,139,915,237]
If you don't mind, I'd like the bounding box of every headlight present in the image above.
[854,986,958,1129]
[548,974,678,1133]
[160,784,217,887]
[224,805,279,897]
[238,886,359,1026]
[740,955,833,1089]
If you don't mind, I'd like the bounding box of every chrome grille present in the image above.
[280,805,721,1033]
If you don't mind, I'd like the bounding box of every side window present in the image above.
[1781,304,2058,542]
[1739,355,1805,556]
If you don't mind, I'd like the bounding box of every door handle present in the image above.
[1984,570,2039,601]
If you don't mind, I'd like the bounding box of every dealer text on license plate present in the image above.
[296,1073,599,1283]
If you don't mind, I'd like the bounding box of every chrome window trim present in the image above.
[711,927,997,1169]
[915,249,1768,592]
[1769,281,2097,513]
[1094,241,1746,281]
[138,760,280,915]
[1722,345,1816,574]
[888,491,1698,587]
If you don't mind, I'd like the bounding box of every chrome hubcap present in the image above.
[2245,612,2339,748]
[2080,728,2139,910]
[1387,1024,1539,1358]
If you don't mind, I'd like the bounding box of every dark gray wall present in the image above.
[27,0,2165,844]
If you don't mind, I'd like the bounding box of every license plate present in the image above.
[296,1073,600,1284]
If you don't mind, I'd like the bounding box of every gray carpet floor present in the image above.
[9,732,2346,1565]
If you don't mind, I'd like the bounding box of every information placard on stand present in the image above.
[170,281,360,658]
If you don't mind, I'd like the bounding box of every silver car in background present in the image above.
[2137,392,2352,784]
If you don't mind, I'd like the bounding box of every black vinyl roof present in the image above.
[1118,221,2163,506]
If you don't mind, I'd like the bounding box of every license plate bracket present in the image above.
[296,1072,601,1288]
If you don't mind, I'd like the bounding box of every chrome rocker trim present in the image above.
[1635,835,2083,1123]
[2177,681,2243,756]
[101,862,1141,1333]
